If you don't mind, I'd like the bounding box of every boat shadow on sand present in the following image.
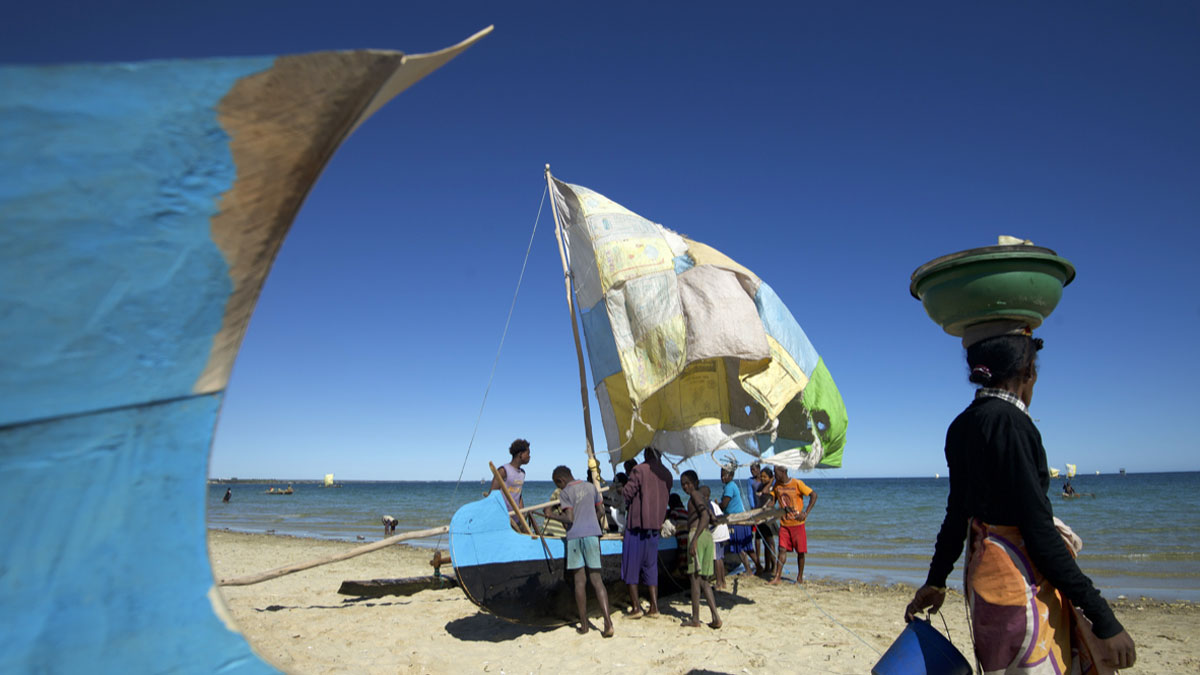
[444,613,555,641]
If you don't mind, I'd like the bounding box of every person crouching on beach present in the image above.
[765,464,817,585]
[680,470,721,629]
[382,515,398,538]
[546,465,614,638]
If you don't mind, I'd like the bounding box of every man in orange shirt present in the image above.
[765,464,818,585]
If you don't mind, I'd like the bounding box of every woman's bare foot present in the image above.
[681,618,702,628]
[576,625,589,635]
[601,623,614,638]
[644,610,660,618]
[708,619,722,629]
[767,578,782,585]
[627,609,644,619]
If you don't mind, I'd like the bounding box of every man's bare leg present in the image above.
[682,574,702,627]
[700,576,722,629]
[796,552,806,584]
[768,549,788,585]
[573,568,589,634]
[626,583,644,618]
[738,551,754,576]
[646,584,660,616]
[589,570,614,637]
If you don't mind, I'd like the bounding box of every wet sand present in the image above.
[209,530,1199,674]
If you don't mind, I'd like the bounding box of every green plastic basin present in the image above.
[910,245,1076,337]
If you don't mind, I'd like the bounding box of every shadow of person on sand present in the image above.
[444,613,557,642]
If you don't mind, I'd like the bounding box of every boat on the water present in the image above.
[449,171,847,625]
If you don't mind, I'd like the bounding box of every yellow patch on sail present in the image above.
[600,372,654,455]
[738,336,808,419]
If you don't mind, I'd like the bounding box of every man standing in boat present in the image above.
[487,439,531,529]
[621,447,672,618]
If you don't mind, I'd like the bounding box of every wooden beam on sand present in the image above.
[217,495,578,587]
[218,525,451,586]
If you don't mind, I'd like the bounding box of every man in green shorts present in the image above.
[680,470,721,629]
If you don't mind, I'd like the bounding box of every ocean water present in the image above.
[207,471,1200,603]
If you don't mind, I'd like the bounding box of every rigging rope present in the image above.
[432,184,547,551]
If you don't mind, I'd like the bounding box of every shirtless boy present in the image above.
[679,470,721,629]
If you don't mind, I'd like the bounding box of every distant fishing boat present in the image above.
[322,473,341,488]
[449,171,848,626]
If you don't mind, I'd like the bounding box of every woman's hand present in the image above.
[1099,630,1136,669]
[904,585,946,622]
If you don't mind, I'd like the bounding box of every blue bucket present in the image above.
[872,619,973,675]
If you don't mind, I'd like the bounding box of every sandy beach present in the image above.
[209,530,1199,674]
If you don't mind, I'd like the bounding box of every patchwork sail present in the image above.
[549,178,847,470]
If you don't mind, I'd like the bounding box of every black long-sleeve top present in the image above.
[926,396,1123,639]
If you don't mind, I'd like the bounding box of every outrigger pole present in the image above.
[544,165,608,529]
[217,495,580,587]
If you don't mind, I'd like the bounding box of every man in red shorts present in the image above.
[765,464,818,585]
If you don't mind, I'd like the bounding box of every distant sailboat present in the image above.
[322,473,340,488]
[1066,463,1077,478]
[1050,467,1061,478]
[934,472,940,479]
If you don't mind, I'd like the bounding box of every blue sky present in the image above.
[5,2,1197,481]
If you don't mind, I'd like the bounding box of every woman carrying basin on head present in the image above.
[904,323,1136,673]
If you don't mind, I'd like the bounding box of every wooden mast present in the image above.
[544,166,608,527]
